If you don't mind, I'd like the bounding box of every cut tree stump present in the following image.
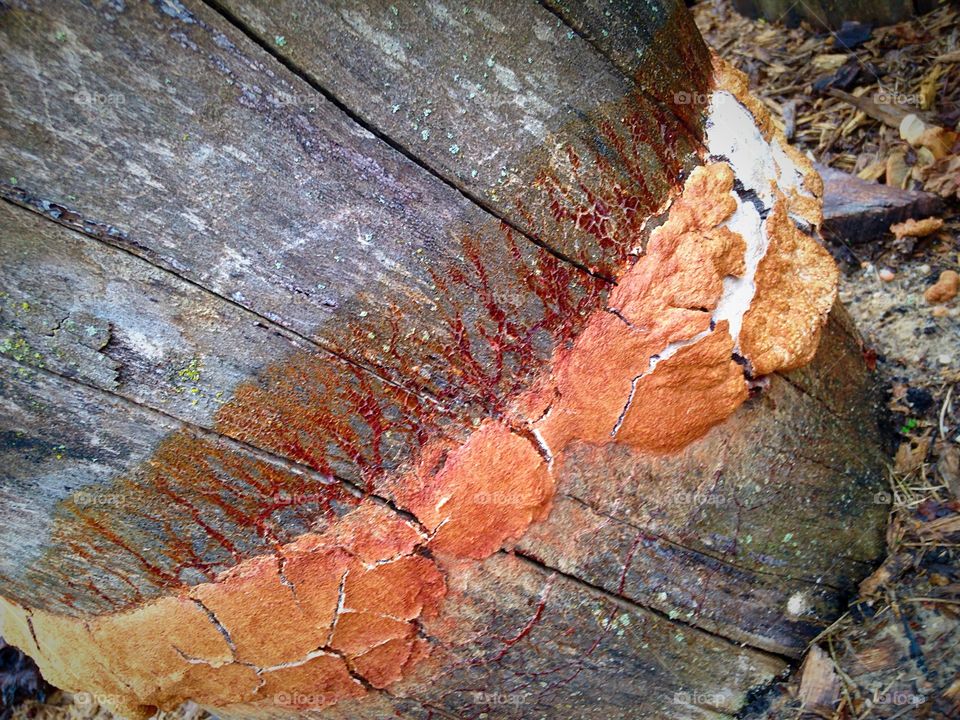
[0,1,888,719]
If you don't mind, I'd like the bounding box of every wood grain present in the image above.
[0,0,604,425]
[210,0,706,277]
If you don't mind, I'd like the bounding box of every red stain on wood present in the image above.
[1,60,841,717]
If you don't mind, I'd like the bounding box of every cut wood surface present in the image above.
[0,1,889,718]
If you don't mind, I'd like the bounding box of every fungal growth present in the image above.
[0,56,838,718]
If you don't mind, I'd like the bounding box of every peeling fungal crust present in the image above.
[1,501,443,718]
[0,58,838,717]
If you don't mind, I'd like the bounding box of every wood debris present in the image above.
[891,215,945,238]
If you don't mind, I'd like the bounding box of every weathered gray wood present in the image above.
[212,0,705,278]
[540,0,712,123]
[0,0,603,425]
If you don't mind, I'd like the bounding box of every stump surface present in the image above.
[0,2,887,718]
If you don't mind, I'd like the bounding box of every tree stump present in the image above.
[0,1,887,718]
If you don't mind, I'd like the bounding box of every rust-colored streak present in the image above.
[519,87,698,275]
[17,433,362,616]
[217,355,437,488]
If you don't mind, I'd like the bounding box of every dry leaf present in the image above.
[900,114,959,159]
[895,436,931,474]
[857,160,886,181]
[921,128,959,159]
[915,155,960,199]
[919,64,944,110]
[859,553,912,597]
[916,146,937,168]
[938,443,960,500]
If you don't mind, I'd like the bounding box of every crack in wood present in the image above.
[190,597,236,656]
[199,0,617,286]
[560,491,847,591]
[0,193,448,419]
[509,550,793,662]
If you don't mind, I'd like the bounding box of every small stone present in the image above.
[925,270,959,304]
[939,354,953,366]
[932,305,949,318]
[878,267,896,282]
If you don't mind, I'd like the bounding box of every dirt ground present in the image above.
[695,1,960,718]
[3,2,959,719]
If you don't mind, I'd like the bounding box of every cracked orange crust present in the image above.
[1,59,839,717]
[1,501,443,718]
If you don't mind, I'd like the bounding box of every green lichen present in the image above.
[172,357,207,406]
[177,357,202,383]
[1,337,45,369]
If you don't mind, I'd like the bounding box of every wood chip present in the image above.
[924,270,960,304]
[812,53,849,71]
[798,645,841,715]
[891,216,945,239]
